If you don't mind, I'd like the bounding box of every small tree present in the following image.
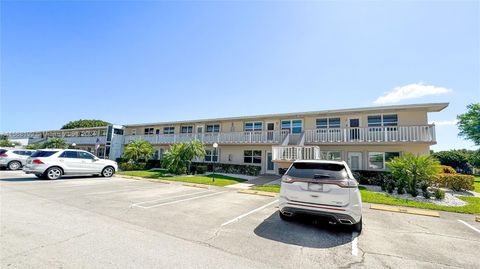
[0,139,20,147]
[43,138,68,149]
[163,141,206,175]
[432,150,472,174]
[123,139,154,162]
[387,153,441,197]
[457,103,480,145]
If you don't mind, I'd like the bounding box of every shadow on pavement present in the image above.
[254,212,354,248]
[0,174,102,182]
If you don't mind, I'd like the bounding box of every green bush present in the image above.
[387,153,441,197]
[119,160,146,171]
[195,165,207,174]
[190,162,261,176]
[434,173,475,191]
[433,188,446,199]
[440,165,457,174]
[353,170,392,185]
[423,190,431,199]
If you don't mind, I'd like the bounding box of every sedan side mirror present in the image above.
[93,157,100,161]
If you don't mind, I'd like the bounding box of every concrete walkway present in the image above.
[246,174,281,186]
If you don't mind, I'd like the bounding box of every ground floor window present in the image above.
[244,150,262,164]
[368,152,400,169]
[205,148,218,162]
[321,151,342,161]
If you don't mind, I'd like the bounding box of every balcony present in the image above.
[124,130,289,145]
[304,125,436,144]
[272,146,321,162]
[63,136,106,145]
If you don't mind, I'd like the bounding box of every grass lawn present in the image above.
[251,185,281,193]
[359,186,480,214]
[117,171,246,187]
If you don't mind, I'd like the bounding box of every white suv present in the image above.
[279,160,362,233]
[0,148,35,170]
[23,149,118,180]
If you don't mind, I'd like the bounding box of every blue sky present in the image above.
[1,1,478,151]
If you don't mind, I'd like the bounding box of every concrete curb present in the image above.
[370,204,440,217]
[238,189,277,197]
[114,175,170,184]
[182,183,210,189]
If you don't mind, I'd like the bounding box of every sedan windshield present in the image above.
[286,162,348,180]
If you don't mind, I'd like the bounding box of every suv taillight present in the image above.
[32,159,44,164]
[0,153,7,157]
[282,175,295,183]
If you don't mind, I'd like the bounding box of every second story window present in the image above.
[206,124,220,133]
[244,122,262,132]
[144,128,154,135]
[131,129,136,135]
[368,114,398,127]
[163,127,175,134]
[316,118,341,128]
[181,126,193,134]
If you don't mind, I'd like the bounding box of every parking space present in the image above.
[1,170,479,268]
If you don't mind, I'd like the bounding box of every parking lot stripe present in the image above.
[351,232,359,256]
[458,220,480,234]
[135,191,228,209]
[221,199,278,227]
[131,190,212,207]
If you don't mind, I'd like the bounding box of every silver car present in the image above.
[0,148,35,170]
[23,149,118,180]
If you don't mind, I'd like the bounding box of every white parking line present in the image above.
[458,219,480,234]
[221,199,278,227]
[134,191,228,209]
[351,232,359,256]
[131,190,212,207]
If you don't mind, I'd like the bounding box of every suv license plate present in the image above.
[308,183,323,192]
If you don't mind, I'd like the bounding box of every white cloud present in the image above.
[429,120,458,126]
[374,83,452,104]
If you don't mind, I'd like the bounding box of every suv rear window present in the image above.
[0,149,7,154]
[31,151,57,157]
[286,162,348,180]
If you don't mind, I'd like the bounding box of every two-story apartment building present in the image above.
[2,102,448,175]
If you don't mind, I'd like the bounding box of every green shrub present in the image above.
[353,170,392,185]
[434,173,475,191]
[190,162,261,176]
[195,165,207,174]
[119,160,146,171]
[440,165,457,174]
[423,190,431,199]
[433,188,446,199]
[388,153,441,197]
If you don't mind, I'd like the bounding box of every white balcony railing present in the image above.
[124,130,289,145]
[272,146,321,161]
[63,136,106,145]
[304,125,436,143]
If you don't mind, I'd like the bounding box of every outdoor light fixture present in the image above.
[212,143,218,182]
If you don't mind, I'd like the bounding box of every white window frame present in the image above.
[320,150,343,161]
[367,114,398,127]
[204,148,219,163]
[316,117,341,129]
[180,126,193,134]
[243,150,262,164]
[163,126,175,135]
[144,128,154,135]
[244,121,263,132]
[206,124,220,133]
[368,151,401,170]
[131,129,136,135]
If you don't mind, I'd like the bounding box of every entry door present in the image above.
[266,122,275,141]
[196,126,204,141]
[347,152,362,171]
[349,118,360,141]
[266,151,275,174]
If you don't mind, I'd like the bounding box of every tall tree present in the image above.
[61,119,111,129]
[457,103,480,145]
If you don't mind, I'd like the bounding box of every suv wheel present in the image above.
[8,161,21,170]
[352,218,362,234]
[279,211,294,221]
[102,166,114,177]
[45,167,63,180]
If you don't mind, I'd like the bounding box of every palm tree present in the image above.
[183,140,206,174]
[123,139,154,162]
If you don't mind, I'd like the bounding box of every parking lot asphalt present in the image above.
[1,170,479,269]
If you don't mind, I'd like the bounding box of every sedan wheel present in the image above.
[46,167,62,180]
[8,161,21,170]
[102,167,114,177]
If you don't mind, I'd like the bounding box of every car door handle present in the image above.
[59,159,64,162]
